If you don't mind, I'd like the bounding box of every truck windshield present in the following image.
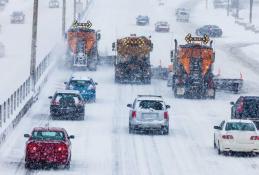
[31,131,65,141]
[225,122,256,131]
[138,100,164,110]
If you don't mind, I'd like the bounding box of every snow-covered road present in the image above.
[0,0,259,174]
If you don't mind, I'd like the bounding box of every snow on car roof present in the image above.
[55,89,80,94]
[226,119,255,124]
[32,127,66,132]
[71,75,92,81]
[137,95,163,101]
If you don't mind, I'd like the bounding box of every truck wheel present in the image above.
[163,126,169,135]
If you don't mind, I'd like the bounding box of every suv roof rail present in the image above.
[137,95,162,98]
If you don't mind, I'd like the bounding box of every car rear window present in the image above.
[138,100,164,110]
[243,99,259,118]
[69,80,92,88]
[54,93,81,104]
[31,131,65,141]
[225,122,256,131]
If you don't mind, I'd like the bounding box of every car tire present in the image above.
[65,161,70,169]
[129,123,133,134]
[213,136,216,149]
[163,126,169,135]
[78,113,85,121]
[217,141,221,155]
[25,162,32,169]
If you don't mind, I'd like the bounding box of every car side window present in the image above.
[219,120,225,130]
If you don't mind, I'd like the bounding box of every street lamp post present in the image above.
[30,0,38,92]
[62,0,66,38]
[249,0,253,23]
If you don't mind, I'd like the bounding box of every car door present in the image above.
[215,120,225,146]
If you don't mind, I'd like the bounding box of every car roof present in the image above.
[241,96,259,100]
[137,15,148,18]
[225,119,255,124]
[32,127,67,132]
[70,74,93,81]
[136,95,163,101]
[156,21,168,24]
[55,89,80,94]
[203,25,219,28]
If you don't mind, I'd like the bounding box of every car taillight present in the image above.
[27,143,38,153]
[132,111,136,118]
[222,135,234,139]
[51,100,60,106]
[164,112,169,120]
[237,101,243,113]
[250,136,259,140]
[57,144,68,152]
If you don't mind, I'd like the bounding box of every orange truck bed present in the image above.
[117,36,152,58]
[178,44,214,76]
[67,29,96,54]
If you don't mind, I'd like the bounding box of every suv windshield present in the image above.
[31,131,65,141]
[225,122,256,131]
[138,100,164,110]
[243,99,259,118]
[69,80,92,89]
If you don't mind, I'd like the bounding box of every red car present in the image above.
[24,127,74,169]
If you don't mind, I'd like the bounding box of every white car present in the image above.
[214,119,259,155]
[155,21,170,32]
[127,95,170,134]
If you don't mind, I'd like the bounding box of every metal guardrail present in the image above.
[0,52,50,128]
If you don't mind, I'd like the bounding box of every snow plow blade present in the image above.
[98,55,115,65]
[213,78,243,93]
[151,67,168,80]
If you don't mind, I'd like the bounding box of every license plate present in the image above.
[142,113,158,120]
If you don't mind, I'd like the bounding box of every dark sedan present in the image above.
[49,90,85,120]
[136,15,149,26]
[195,25,223,37]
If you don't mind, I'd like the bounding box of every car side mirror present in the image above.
[230,102,235,105]
[170,50,174,58]
[24,134,30,138]
[127,104,133,108]
[214,126,221,130]
[48,96,53,99]
[64,82,67,85]
[112,42,116,51]
[166,105,170,109]
[69,135,75,139]
[97,33,101,40]
[95,82,98,85]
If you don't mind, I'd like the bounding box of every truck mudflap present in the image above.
[213,78,243,93]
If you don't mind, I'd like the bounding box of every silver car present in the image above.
[127,95,170,134]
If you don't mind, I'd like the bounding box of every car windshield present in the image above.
[31,131,65,141]
[225,122,256,131]
[243,99,259,118]
[69,80,92,89]
[138,100,164,110]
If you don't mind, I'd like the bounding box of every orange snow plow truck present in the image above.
[66,27,101,71]
[170,34,243,99]
[112,35,153,84]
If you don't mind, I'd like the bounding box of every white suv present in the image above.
[127,95,170,135]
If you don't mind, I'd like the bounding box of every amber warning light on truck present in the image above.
[72,20,92,29]
[185,33,210,44]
